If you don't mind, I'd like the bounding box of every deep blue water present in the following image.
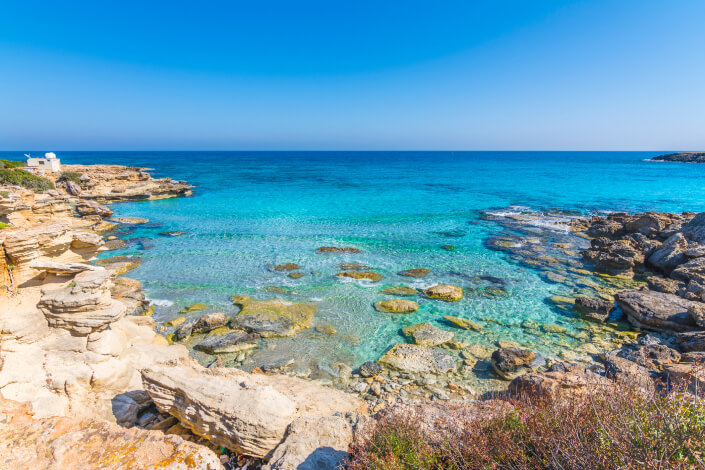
[8,151,705,375]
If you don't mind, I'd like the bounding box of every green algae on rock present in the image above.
[179,302,209,314]
[230,295,317,337]
[374,299,419,313]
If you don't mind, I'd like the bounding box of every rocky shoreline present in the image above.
[651,151,705,163]
[2,164,705,469]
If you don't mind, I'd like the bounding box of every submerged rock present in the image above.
[381,285,417,296]
[287,272,305,279]
[275,263,300,271]
[491,347,537,380]
[112,216,149,224]
[158,230,187,237]
[231,295,317,337]
[442,315,483,331]
[373,299,418,313]
[338,262,369,271]
[378,343,455,374]
[141,360,366,458]
[336,271,383,282]
[195,330,260,354]
[398,268,431,278]
[94,255,142,275]
[316,246,362,253]
[423,284,463,302]
[402,323,454,347]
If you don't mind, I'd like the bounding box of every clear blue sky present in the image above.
[1,0,704,150]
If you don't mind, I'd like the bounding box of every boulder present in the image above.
[663,363,705,395]
[491,347,537,380]
[373,299,418,313]
[624,213,676,237]
[582,238,644,276]
[231,296,317,337]
[680,212,705,244]
[604,356,655,392]
[688,304,705,328]
[194,330,260,354]
[401,323,454,347]
[358,361,383,378]
[610,344,681,370]
[141,360,366,458]
[423,284,463,302]
[676,331,705,352]
[192,312,229,334]
[672,257,705,285]
[508,363,610,400]
[646,276,684,294]
[263,415,355,470]
[574,296,615,322]
[615,289,699,332]
[398,268,431,278]
[378,344,456,374]
[647,233,688,274]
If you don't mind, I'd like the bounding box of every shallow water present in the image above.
[15,151,705,378]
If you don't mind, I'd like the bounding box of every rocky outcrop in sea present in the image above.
[651,152,705,163]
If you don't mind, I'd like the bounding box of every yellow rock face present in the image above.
[374,299,419,313]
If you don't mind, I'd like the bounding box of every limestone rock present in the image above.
[192,312,229,334]
[423,284,463,302]
[0,398,221,470]
[231,296,316,337]
[676,331,705,352]
[616,289,699,332]
[275,263,300,271]
[402,323,454,347]
[378,343,455,374]
[663,362,705,396]
[672,257,705,285]
[75,200,113,218]
[38,268,126,335]
[194,330,260,354]
[141,360,366,458]
[443,315,483,331]
[373,299,418,313]
[29,261,99,275]
[688,303,705,328]
[491,347,536,380]
[264,415,355,470]
[71,232,105,250]
[604,356,655,392]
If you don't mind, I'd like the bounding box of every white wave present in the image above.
[149,299,174,307]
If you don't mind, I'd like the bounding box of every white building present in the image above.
[26,152,61,172]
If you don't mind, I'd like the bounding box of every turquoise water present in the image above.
[18,151,705,375]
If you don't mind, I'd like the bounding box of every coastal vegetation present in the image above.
[57,171,83,185]
[0,159,25,169]
[0,167,54,192]
[348,383,705,470]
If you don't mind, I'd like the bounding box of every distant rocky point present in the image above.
[651,152,705,163]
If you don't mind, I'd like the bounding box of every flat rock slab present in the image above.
[142,360,366,458]
[402,322,454,347]
[374,299,418,313]
[378,343,456,374]
[195,330,260,354]
[231,296,317,337]
[616,289,699,332]
[29,261,101,275]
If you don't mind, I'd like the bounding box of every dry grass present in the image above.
[347,383,705,470]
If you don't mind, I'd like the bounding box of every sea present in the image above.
[8,151,705,381]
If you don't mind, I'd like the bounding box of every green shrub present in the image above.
[349,384,705,470]
[58,171,82,185]
[0,191,8,198]
[0,168,54,192]
[0,159,25,169]
[0,222,11,230]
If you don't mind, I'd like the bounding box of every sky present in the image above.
[1,0,704,150]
